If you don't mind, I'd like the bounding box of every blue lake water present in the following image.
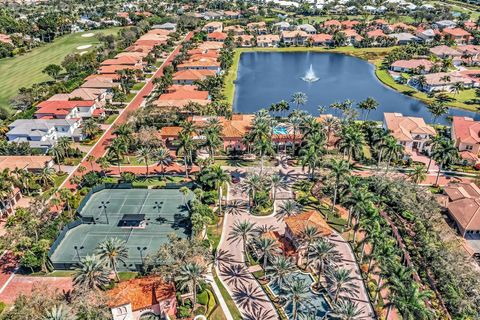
[233,52,480,125]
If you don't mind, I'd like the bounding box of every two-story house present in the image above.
[452,116,480,164]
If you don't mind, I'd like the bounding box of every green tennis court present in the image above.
[49,188,193,270]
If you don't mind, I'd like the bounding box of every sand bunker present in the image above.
[79,51,88,56]
[76,44,92,50]
[81,33,95,38]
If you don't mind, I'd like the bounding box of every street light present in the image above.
[74,245,84,261]
[98,201,110,224]
[137,246,147,265]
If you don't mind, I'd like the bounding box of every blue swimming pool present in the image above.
[268,271,330,319]
[273,126,289,135]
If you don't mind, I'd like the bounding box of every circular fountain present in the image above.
[301,64,319,83]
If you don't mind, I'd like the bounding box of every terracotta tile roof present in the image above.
[158,89,209,101]
[343,29,363,41]
[430,45,462,57]
[98,65,142,74]
[178,58,220,68]
[309,34,333,42]
[107,277,175,311]
[101,56,142,66]
[367,29,387,38]
[384,112,436,142]
[443,28,471,37]
[452,116,480,145]
[341,20,360,28]
[134,39,166,47]
[160,126,182,137]
[391,59,434,71]
[324,20,341,27]
[173,69,216,81]
[207,32,227,41]
[257,34,280,43]
[0,156,53,171]
[84,74,120,81]
[424,72,476,86]
[284,210,333,238]
[198,41,224,50]
[282,30,308,38]
[190,51,220,60]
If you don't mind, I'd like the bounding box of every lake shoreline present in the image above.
[223,47,479,115]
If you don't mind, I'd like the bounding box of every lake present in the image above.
[233,52,480,124]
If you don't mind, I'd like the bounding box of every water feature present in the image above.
[233,52,480,125]
[268,271,330,319]
[301,64,320,82]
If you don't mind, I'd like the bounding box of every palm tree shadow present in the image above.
[243,308,277,320]
[232,281,270,314]
[215,248,239,267]
[219,263,251,287]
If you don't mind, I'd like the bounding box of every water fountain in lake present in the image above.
[301,64,319,82]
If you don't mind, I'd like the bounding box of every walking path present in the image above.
[60,32,193,190]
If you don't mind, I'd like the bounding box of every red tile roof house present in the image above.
[202,21,223,33]
[452,116,480,164]
[177,57,221,73]
[323,19,342,30]
[443,28,472,45]
[342,29,364,45]
[383,112,436,153]
[442,182,480,237]
[108,277,176,320]
[421,72,478,92]
[172,69,217,84]
[35,100,95,119]
[101,56,144,67]
[284,211,333,265]
[246,22,267,35]
[206,31,227,42]
[341,20,360,29]
[224,25,245,35]
[153,88,211,111]
[281,30,309,46]
[390,59,434,74]
[235,34,254,47]
[256,34,280,47]
[98,64,143,75]
[309,34,333,46]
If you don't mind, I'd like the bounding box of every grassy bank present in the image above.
[0,27,121,111]
[223,46,394,104]
[213,269,243,320]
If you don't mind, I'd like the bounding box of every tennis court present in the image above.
[49,187,193,270]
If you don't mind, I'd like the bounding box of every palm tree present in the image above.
[254,237,280,271]
[337,126,366,162]
[136,147,153,178]
[95,238,129,282]
[86,155,96,171]
[408,165,427,184]
[291,92,308,110]
[381,136,404,173]
[266,255,295,289]
[299,226,323,266]
[203,118,222,158]
[58,188,74,218]
[278,200,302,219]
[241,173,261,208]
[427,102,448,124]
[270,173,286,202]
[285,278,311,320]
[300,132,326,179]
[73,255,111,291]
[43,305,70,320]
[328,159,351,218]
[343,187,374,232]
[431,138,459,185]
[96,156,111,176]
[49,145,65,171]
[229,220,257,260]
[179,186,191,211]
[308,239,341,290]
[452,82,464,95]
[156,147,173,178]
[357,97,379,121]
[332,299,365,320]
[176,262,206,307]
[254,137,275,174]
[177,131,195,178]
[108,138,128,173]
[288,109,307,155]
[390,282,434,320]
[38,167,55,187]
[327,268,360,302]
[204,165,231,214]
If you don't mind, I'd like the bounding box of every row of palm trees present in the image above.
[229,219,363,319]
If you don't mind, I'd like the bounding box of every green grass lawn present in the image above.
[224,46,394,104]
[104,114,118,125]
[213,270,242,320]
[131,82,145,91]
[0,27,121,112]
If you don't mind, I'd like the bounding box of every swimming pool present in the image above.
[268,271,330,319]
[273,126,289,135]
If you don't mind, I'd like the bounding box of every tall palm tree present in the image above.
[288,109,307,155]
[328,159,351,218]
[136,147,153,178]
[176,262,206,307]
[254,237,280,271]
[390,282,434,320]
[327,268,360,303]
[95,238,129,282]
[203,118,222,158]
[408,165,427,184]
[291,92,308,110]
[343,187,374,232]
[269,174,286,202]
[108,137,128,173]
[300,132,326,179]
[337,126,366,162]
[381,136,403,173]
[308,239,341,290]
[177,131,195,178]
[73,255,111,291]
[431,138,459,185]
[241,173,262,208]
[156,147,173,178]
[357,97,379,121]
[204,165,231,214]
[96,156,111,176]
[229,220,257,260]
[254,137,275,174]
[285,278,311,320]
[278,200,302,219]
[38,167,55,187]
[427,102,448,124]
[299,226,323,266]
[332,299,365,320]
[266,255,295,289]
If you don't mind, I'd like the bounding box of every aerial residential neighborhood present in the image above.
[1,0,480,320]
